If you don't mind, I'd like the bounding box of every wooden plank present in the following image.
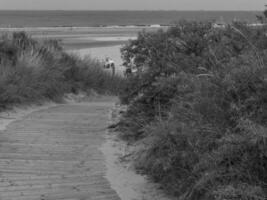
[0,101,120,200]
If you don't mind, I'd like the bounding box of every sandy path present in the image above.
[0,98,121,200]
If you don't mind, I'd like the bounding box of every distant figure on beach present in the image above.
[104,57,115,76]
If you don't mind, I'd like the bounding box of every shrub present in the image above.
[119,21,267,199]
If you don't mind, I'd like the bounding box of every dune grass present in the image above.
[0,32,124,110]
[118,20,267,200]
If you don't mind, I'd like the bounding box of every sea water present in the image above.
[0,10,261,28]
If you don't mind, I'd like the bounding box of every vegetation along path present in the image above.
[0,98,121,200]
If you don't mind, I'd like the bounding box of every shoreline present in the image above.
[0,26,142,51]
[0,25,166,31]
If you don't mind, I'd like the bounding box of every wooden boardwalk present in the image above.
[0,101,121,200]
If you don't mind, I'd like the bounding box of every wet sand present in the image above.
[0,26,158,49]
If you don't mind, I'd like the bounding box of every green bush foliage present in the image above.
[119,21,267,199]
[0,32,124,110]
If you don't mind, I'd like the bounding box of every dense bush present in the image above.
[119,21,267,199]
[0,32,123,110]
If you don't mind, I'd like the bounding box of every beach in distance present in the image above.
[0,26,152,73]
[0,10,261,74]
[19,26,156,74]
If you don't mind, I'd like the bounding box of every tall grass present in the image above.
[0,32,124,110]
[119,20,267,199]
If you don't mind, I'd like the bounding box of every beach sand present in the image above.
[62,31,138,76]
[0,26,155,75]
[70,45,125,75]
[101,105,174,200]
[27,27,141,76]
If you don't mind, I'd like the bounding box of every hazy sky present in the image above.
[0,0,265,10]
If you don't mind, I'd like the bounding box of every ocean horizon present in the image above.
[0,10,261,28]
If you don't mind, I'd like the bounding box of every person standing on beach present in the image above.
[104,57,115,76]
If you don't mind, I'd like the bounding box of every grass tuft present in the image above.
[0,32,124,110]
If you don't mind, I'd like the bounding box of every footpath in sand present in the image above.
[0,98,121,200]
[0,97,173,200]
